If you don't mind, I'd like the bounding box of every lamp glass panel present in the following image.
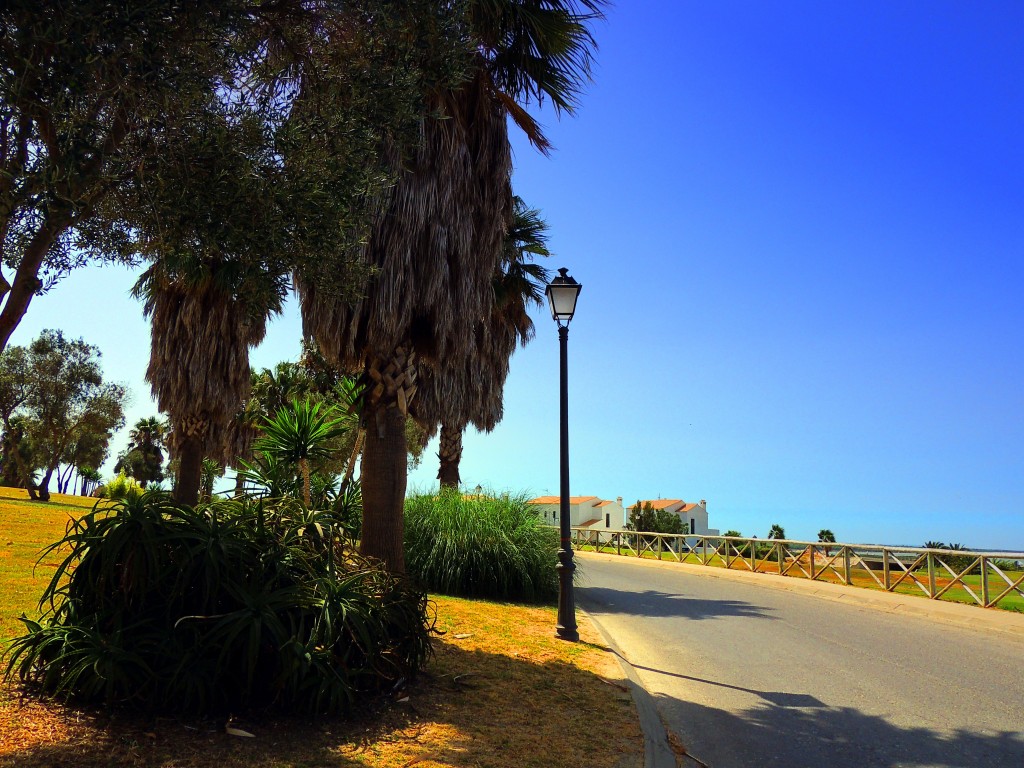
[547,283,581,320]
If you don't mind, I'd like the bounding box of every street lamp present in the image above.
[545,267,582,641]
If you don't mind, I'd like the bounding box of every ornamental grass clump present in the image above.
[3,491,433,715]
[404,490,559,602]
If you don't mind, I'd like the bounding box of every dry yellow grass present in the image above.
[0,489,643,768]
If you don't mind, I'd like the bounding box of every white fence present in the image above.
[571,530,1024,610]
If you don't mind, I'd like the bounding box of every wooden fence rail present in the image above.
[570,530,1024,610]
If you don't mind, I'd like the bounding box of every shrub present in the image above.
[4,491,433,715]
[95,472,142,500]
[404,490,559,602]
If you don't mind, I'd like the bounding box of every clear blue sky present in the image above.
[14,2,1024,549]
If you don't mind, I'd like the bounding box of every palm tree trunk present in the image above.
[358,345,417,573]
[436,422,463,489]
[174,433,204,506]
[299,457,311,507]
[359,403,407,573]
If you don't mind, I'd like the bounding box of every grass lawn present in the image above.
[0,489,643,768]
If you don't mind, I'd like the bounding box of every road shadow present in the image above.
[655,689,1024,767]
[579,585,776,621]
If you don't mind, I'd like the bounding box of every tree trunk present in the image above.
[36,466,54,502]
[174,434,204,506]
[436,422,463,489]
[299,457,311,506]
[359,403,408,573]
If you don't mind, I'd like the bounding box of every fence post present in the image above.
[657,535,663,560]
[702,537,708,565]
[927,552,937,598]
[809,546,816,580]
[843,547,852,585]
[981,556,990,607]
[777,542,785,575]
[750,540,756,571]
[883,549,891,591]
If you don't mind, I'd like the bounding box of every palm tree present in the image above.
[768,524,786,540]
[415,195,551,488]
[299,1,604,572]
[817,529,836,543]
[255,399,354,506]
[114,417,167,488]
[136,259,286,506]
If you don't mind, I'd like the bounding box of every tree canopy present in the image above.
[625,501,688,535]
[0,329,126,500]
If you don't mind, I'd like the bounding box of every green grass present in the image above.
[0,490,94,639]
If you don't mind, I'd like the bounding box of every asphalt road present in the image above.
[576,552,1024,768]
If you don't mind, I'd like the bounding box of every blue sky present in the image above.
[14,2,1023,549]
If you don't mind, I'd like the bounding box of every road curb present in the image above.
[577,551,1024,641]
[580,606,681,768]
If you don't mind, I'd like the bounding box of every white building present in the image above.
[527,496,626,530]
[627,499,719,536]
[528,495,718,536]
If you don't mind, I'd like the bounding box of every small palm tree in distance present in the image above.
[256,400,353,506]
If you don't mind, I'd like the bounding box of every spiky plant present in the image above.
[4,491,432,714]
[255,399,355,506]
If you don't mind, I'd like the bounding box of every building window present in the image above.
[605,513,610,528]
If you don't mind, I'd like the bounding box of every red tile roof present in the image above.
[528,496,600,505]
[637,499,684,510]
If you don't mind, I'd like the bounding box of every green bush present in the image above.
[4,491,433,715]
[95,471,143,500]
[404,490,559,602]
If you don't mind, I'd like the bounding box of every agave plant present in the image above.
[4,491,433,714]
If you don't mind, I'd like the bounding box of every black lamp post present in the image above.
[545,267,582,642]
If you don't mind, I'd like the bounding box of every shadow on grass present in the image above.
[579,584,776,621]
[0,637,641,768]
[654,686,1024,768]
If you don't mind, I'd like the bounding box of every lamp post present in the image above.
[545,267,582,642]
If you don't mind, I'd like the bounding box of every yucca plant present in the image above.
[4,491,433,715]
[255,399,354,506]
[404,489,560,602]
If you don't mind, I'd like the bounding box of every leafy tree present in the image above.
[625,501,687,535]
[127,3,463,507]
[300,0,606,572]
[723,530,743,538]
[77,467,102,497]
[818,529,836,543]
[57,426,112,494]
[0,331,125,501]
[768,524,787,540]
[0,1,283,353]
[0,415,34,488]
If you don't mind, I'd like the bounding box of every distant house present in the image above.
[527,496,626,530]
[631,499,718,536]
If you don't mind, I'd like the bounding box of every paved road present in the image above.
[576,552,1024,768]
